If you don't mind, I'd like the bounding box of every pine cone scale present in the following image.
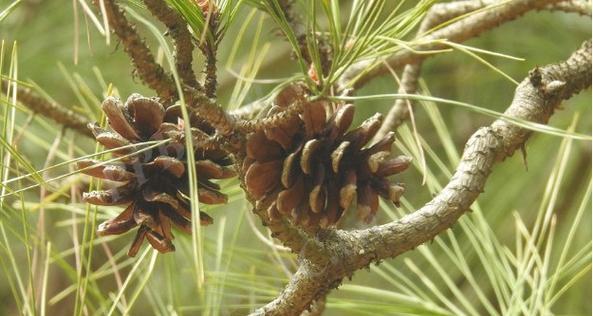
[128,227,148,257]
[300,139,322,174]
[281,148,301,188]
[196,159,232,179]
[83,184,135,205]
[150,156,186,175]
[328,104,355,140]
[242,91,410,230]
[91,125,132,154]
[77,159,123,180]
[158,212,173,241]
[247,131,284,162]
[101,96,141,141]
[245,160,282,199]
[330,141,351,173]
[145,230,174,254]
[376,156,412,177]
[302,101,327,136]
[357,183,379,222]
[277,176,305,214]
[339,169,357,210]
[81,94,235,256]
[125,94,165,137]
[196,186,228,204]
[97,204,136,236]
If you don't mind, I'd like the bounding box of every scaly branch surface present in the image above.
[98,0,178,103]
[143,0,200,89]
[97,1,240,140]
[252,39,592,316]
[199,6,221,98]
[203,45,218,98]
[278,0,310,64]
[185,90,237,138]
[1,79,92,137]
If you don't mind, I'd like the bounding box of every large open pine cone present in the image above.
[79,94,235,256]
[243,98,410,230]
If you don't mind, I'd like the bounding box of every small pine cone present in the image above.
[79,94,235,256]
[243,99,411,230]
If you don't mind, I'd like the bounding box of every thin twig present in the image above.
[200,9,220,99]
[373,0,493,141]
[372,63,421,142]
[278,0,308,62]
[97,0,178,103]
[338,0,566,91]
[236,100,303,133]
[375,0,593,140]
[252,39,592,316]
[143,0,200,89]
[203,41,219,98]
[1,79,92,138]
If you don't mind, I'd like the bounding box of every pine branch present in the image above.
[96,1,241,141]
[252,39,592,316]
[374,0,592,140]
[202,39,218,98]
[185,88,237,138]
[97,0,178,103]
[373,0,495,141]
[278,0,308,63]
[143,0,200,89]
[337,0,566,91]
[199,6,220,98]
[547,0,592,16]
[96,1,238,142]
[372,63,421,142]
[0,79,92,138]
[236,100,303,133]
[232,0,563,121]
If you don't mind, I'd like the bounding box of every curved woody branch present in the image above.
[98,0,178,104]
[253,39,592,316]
[373,0,498,141]
[547,0,592,16]
[374,0,592,141]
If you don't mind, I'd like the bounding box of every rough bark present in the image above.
[98,0,178,103]
[143,0,200,89]
[0,79,92,138]
[252,39,592,316]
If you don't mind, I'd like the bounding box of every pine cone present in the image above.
[79,94,235,256]
[243,99,410,230]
